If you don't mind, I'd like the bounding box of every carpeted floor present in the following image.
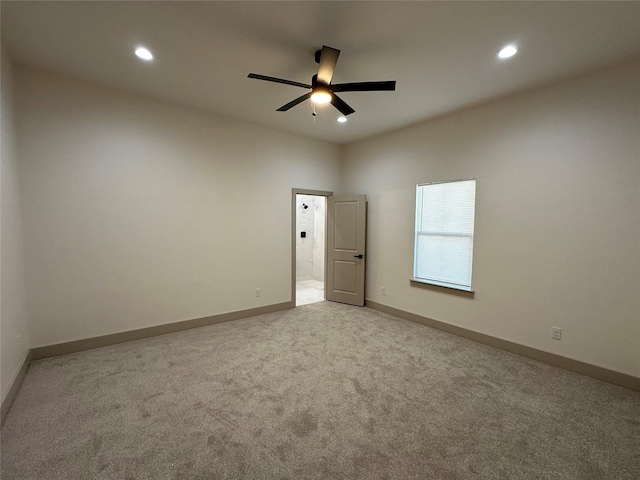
[2,301,639,479]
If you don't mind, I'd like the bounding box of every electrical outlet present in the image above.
[16,334,22,350]
[550,327,562,340]
[256,288,261,298]
[381,286,386,296]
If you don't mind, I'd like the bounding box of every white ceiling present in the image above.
[3,1,640,145]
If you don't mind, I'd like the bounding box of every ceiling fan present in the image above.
[248,45,396,116]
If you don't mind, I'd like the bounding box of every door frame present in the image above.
[291,188,333,305]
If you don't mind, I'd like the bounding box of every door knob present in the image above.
[354,254,364,259]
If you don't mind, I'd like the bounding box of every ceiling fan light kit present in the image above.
[248,45,396,117]
[310,86,332,105]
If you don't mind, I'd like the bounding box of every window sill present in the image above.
[409,279,475,299]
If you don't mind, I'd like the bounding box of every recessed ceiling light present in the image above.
[497,44,518,59]
[337,116,347,123]
[135,47,154,61]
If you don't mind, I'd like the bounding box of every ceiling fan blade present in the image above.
[248,73,311,89]
[317,46,340,85]
[276,92,313,111]
[332,81,396,92]
[330,94,355,116]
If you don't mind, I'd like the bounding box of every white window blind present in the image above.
[414,179,476,291]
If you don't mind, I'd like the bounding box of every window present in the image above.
[413,179,476,292]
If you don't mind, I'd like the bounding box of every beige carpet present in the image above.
[2,301,639,479]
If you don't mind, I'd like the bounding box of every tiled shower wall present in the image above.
[296,195,325,282]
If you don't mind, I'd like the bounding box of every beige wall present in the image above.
[14,67,341,348]
[341,60,640,376]
[8,58,640,380]
[1,52,31,402]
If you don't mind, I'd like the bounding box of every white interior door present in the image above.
[326,195,366,306]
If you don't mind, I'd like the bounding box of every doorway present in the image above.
[291,189,367,307]
[292,189,331,306]
[295,193,326,305]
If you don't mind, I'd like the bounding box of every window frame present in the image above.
[412,178,476,294]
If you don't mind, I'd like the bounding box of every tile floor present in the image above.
[296,279,325,306]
